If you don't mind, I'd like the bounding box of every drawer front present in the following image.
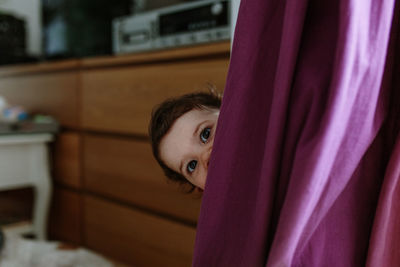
[83,134,201,223]
[84,195,196,267]
[0,72,79,127]
[53,132,81,188]
[49,187,82,245]
[81,58,229,135]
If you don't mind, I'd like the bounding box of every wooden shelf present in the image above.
[81,41,231,69]
[0,41,231,77]
[0,60,79,77]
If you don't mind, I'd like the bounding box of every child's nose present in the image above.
[201,146,212,170]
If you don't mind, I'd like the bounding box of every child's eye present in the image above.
[200,127,211,143]
[187,160,197,173]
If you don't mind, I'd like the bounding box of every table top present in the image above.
[0,133,53,144]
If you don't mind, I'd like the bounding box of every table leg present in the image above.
[30,144,52,240]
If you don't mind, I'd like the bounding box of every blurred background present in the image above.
[0,0,237,266]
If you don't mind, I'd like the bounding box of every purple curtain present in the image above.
[366,133,400,266]
[193,0,400,266]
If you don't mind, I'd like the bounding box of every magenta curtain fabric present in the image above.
[367,134,400,266]
[193,0,400,266]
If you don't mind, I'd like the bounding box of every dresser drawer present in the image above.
[53,132,81,188]
[49,187,82,245]
[0,72,79,128]
[83,134,201,223]
[81,58,229,135]
[84,195,196,267]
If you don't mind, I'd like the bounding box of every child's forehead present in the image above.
[179,108,218,122]
[166,109,218,140]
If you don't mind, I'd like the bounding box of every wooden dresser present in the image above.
[0,42,230,266]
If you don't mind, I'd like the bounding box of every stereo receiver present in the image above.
[113,0,231,54]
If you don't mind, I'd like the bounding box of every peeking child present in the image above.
[149,91,221,192]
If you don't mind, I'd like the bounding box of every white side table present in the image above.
[0,133,53,240]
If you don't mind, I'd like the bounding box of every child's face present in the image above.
[159,108,219,190]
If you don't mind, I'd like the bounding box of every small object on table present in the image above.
[0,116,59,135]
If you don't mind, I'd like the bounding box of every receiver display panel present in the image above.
[159,1,229,36]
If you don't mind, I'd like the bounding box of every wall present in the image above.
[231,0,240,44]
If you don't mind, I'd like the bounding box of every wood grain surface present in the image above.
[48,187,82,245]
[84,195,196,267]
[81,58,229,135]
[0,60,79,77]
[53,132,82,188]
[0,72,79,128]
[81,41,230,68]
[83,134,202,223]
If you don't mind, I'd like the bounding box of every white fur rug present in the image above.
[0,232,112,267]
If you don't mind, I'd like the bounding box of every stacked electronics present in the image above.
[113,0,231,54]
[0,14,28,65]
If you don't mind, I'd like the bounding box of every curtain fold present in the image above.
[366,1,400,265]
[193,0,399,266]
[366,134,400,266]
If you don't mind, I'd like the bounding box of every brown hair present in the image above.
[149,91,222,192]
